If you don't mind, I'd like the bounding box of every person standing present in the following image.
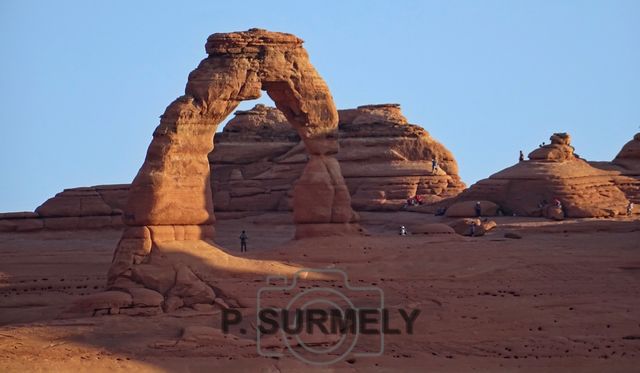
[519,150,524,162]
[239,230,248,252]
[628,202,635,216]
[431,157,438,173]
[474,201,482,217]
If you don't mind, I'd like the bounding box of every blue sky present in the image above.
[1,0,638,211]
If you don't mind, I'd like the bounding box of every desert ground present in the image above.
[1,211,639,372]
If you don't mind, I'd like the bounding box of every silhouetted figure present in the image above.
[239,230,248,252]
[475,201,482,217]
[519,150,524,162]
[431,158,438,173]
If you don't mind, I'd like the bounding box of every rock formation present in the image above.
[118,28,356,245]
[590,133,640,204]
[613,133,640,172]
[0,103,465,232]
[97,29,358,314]
[0,185,128,232]
[211,103,465,212]
[528,132,575,161]
[447,133,631,218]
[448,218,497,236]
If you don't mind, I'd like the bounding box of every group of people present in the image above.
[404,194,425,208]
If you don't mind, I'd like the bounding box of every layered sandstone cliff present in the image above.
[0,185,128,232]
[4,131,637,229]
[448,133,631,218]
[211,103,465,212]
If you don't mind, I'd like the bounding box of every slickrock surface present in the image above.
[447,133,631,218]
[211,103,465,212]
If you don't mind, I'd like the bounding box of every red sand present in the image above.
[1,212,639,372]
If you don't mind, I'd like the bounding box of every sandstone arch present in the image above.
[108,29,358,282]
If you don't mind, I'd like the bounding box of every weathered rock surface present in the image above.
[130,264,176,295]
[127,288,164,307]
[0,212,39,219]
[0,214,43,232]
[528,132,575,161]
[64,290,133,317]
[36,185,128,218]
[211,103,465,212]
[613,133,640,171]
[163,296,185,313]
[446,133,631,218]
[590,133,640,205]
[168,264,216,306]
[448,218,497,236]
[0,185,127,232]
